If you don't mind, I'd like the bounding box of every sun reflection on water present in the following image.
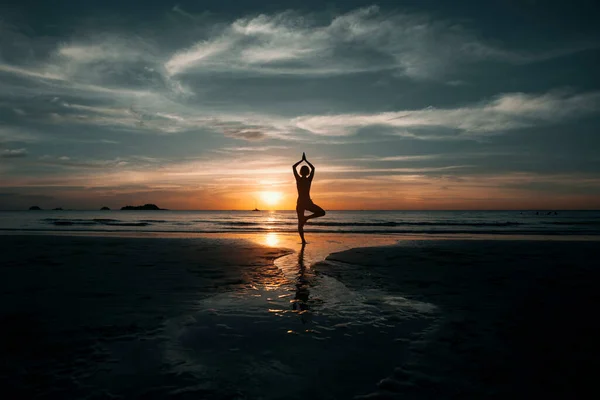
[264,232,280,247]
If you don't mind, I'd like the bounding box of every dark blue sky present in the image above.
[1,1,599,209]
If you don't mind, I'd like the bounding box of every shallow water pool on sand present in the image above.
[159,234,437,399]
[0,233,437,399]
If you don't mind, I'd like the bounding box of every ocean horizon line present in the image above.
[2,208,599,212]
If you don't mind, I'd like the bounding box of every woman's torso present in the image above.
[296,177,312,202]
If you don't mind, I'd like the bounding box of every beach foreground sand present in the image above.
[1,234,599,399]
[0,235,290,399]
[318,239,600,399]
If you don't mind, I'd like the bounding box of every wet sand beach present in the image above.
[1,233,598,399]
[319,239,600,399]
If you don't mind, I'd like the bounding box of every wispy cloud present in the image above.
[293,91,600,137]
[1,148,28,158]
[165,6,594,79]
[215,145,289,153]
[37,155,130,169]
[0,127,39,144]
[0,6,597,143]
[44,101,294,138]
[353,154,442,162]
[16,88,598,141]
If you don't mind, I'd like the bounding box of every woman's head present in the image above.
[300,165,310,177]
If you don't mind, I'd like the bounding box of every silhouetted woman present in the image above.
[293,153,326,244]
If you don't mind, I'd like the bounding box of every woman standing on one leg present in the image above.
[293,152,326,244]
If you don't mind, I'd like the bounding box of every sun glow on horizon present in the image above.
[260,191,283,207]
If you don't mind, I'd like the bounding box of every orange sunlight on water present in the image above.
[264,232,280,247]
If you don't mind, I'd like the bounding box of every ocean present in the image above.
[1,210,599,236]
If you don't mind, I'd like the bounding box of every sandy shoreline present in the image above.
[1,233,599,398]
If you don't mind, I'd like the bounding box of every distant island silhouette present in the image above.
[29,206,42,210]
[53,207,63,211]
[100,206,111,211]
[120,204,166,210]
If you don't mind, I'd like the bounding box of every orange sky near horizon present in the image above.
[2,154,600,210]
[16,174,595,211]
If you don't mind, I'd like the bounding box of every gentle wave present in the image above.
[43,218,121,223]
[45,219,150,227]
[3,227,600,236]
[1,210,596,237]
[215,221,523,227]
[52,221,96,226]
[544,221,600,226]
[306,221,523,227]
[40,218,598,230]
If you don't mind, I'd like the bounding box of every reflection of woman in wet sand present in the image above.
[293,153,326,244]
[292,243,311,324]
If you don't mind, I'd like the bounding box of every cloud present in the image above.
[0,6,596,145]
[215,145,289,153]
[293,91,600,137]
[0,127,39,143]
[353,154,441,162]
[1,148,28,158]
[221,127,267,141]
[164,6,593,79]
[37,155,130,169]
[33,88,600,141]
[48,102,186,133]
[0,62,155,101]
[172,5,196,20]
[0,63,64,82]
[45,100,294,139]
[56,39,153,64]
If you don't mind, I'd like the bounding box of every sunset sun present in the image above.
[260,191,283,207]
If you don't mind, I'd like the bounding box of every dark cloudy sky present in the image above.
[1,0,599,210]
